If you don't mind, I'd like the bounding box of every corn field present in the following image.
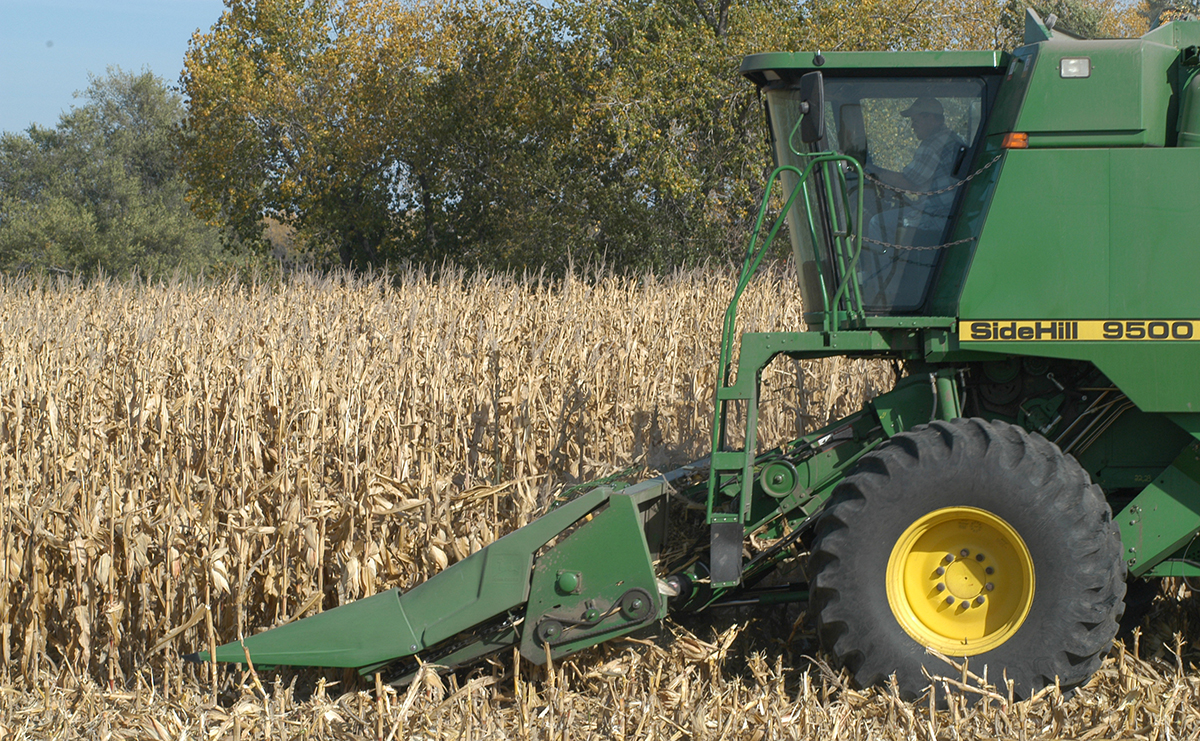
[2,266,1200,739]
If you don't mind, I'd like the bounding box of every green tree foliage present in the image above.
[429,0,806,270]
[532,0,950,270]
[179,0,1144,272]
[999,1,1105,45]
[1142,0,1200,27]
[993,0,1152,45]
[183,0,969,271]
[181,0,458,268]
[0,68,231,276]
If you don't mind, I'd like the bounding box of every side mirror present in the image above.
[798,71,825,143]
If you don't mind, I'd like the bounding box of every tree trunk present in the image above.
[419,173,436,259]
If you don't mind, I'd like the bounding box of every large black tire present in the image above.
[809,418,1125,700]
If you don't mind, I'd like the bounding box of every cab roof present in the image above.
[740,50,1008,88]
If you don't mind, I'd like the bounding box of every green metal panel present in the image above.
[1095,347,1200,413]
[959,149,1110,320]
[1074,408,1194,491]
[206,588,421,667]
[1144,560,1200,578]
[519,493,661,662]
[1143,16,1200,48]
[1117,440,1200,577]
[872,373,937,437]
[1019,41,1147,133]
[393,487,611,649]
[1015,39,1178,147]
[1023,9,1053,43]
[1168,412,1200,442]
[203,487,612,668]
[957,144,1200,413]
[1179,70,1200,146]
[1109,148,1200,316]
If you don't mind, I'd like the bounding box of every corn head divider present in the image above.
[193,11,1200,700]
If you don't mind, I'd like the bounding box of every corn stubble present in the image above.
[1,267,1198,739]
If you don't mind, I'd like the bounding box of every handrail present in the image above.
[715,153,864,406]
[707,151,864,523]
[826,159,867,327]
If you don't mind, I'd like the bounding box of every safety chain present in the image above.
[861,235,978,252]
[863,152,1004,197]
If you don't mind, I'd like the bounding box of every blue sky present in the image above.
[0,0,226,133]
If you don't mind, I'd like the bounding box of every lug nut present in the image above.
[985,567,994,575]
[936,566,945,576]
[960,549,970,558]
[975,553,985,562]
[944,554,955,564]
[985,582,994,591]
[945,595,955,605]
[975,596,986,605]
[936,583,946,592]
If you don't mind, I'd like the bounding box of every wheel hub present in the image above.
[944,557,985,600]
[886,507,1035,656]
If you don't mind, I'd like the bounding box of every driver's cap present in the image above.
[901,97,943,118]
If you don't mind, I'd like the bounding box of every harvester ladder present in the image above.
[705,154,864,587]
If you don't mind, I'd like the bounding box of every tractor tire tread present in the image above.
[809,418,1125,700]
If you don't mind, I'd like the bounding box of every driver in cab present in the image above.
[857,96,966,308]
[867,97,965,202]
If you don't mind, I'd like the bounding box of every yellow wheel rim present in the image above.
[886,506,1034,656]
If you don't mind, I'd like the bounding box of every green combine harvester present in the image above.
[190,11,1200,699]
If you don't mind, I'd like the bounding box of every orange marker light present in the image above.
[1002,132,1029,149]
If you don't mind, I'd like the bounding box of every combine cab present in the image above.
[191,12,1200,699]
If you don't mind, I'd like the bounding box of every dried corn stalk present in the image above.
[0,264,889,684]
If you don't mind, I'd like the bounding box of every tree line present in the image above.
[0,0,1173,277]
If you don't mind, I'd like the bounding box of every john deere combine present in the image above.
[191,12,1200,699]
